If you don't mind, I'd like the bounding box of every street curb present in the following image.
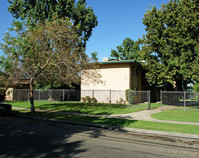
[12,113,199,141]
[121,127,199,140]
[12,113,121,129]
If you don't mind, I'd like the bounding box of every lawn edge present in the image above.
[11,112,199,140]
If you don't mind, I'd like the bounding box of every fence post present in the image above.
[76,89,79,103]
[110,90,111,104]
[63,89,65,103]
[92,89,94,99]
[147,90,151,110]
[50,89,52,100]
[28,90,29,101]
[184,91,186,111]
[39,89,40,102]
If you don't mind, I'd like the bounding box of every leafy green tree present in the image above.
[7,0,98,47]
[193,83,199,92]
[91,52,98,62]
[140,0,199,90]
[1,18,92,112]
[110,38,141,61]
[0,56,9,102]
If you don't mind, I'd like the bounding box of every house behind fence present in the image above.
[6,89,150,105]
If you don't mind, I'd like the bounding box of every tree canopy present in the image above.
[1,0,98,112]
[91,52,98,62]
[140,0,199,90]
[193,83,199,92]
[7,0,98,47]
[1,18,94,112]
[110,38,141,61]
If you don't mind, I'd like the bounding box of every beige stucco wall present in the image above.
[81,63,131,103]
[81,62,144,104]
[81,63,131,90]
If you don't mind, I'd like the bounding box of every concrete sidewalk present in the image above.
[68,107,199,126]
[14,106,199,126]
[13,107,199,140]
[110,107,199,126]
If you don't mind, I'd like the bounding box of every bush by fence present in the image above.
[125,89,136,104]
[81,89,150,105]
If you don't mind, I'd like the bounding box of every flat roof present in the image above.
[100,60,136,65]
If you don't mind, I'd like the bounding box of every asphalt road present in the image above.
[0,116,199,158]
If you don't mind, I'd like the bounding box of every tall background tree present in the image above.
[110,38,141,61]
[91,52,98,62]
[7,0,98,47]
[140,0,199,90]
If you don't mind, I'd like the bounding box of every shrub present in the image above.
[48,97,54,101]
[81,97,86,103]
[105,97,111,104]
[125,89,136,104]
[85,96,91,103]
[91,97,97,103]
[193,83,199,92]
[119,98,123,104]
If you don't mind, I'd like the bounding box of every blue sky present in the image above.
[0,0,169,61]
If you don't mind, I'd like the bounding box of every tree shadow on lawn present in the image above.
[91,117,137,127]
[12,110,137,128]
[36,102,135,115]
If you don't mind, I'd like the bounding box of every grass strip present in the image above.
[152,110,199,123]
[7,101,161,115]
[13,109,199,135]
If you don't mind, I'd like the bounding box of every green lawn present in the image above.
[13,109,199,135]
[152,110,199,122]
[7,101,160,115]
[150,103,161,109]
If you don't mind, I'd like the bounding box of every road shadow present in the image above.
[0,110,138,158]
[0,115,86,158]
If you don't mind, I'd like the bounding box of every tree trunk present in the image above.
[183,81,187,91]
[176,79,183,91]
[29,78,35,113]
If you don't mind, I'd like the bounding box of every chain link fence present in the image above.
[11,89,80,102]
[7,89,151,109]
[161,91,199,111]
